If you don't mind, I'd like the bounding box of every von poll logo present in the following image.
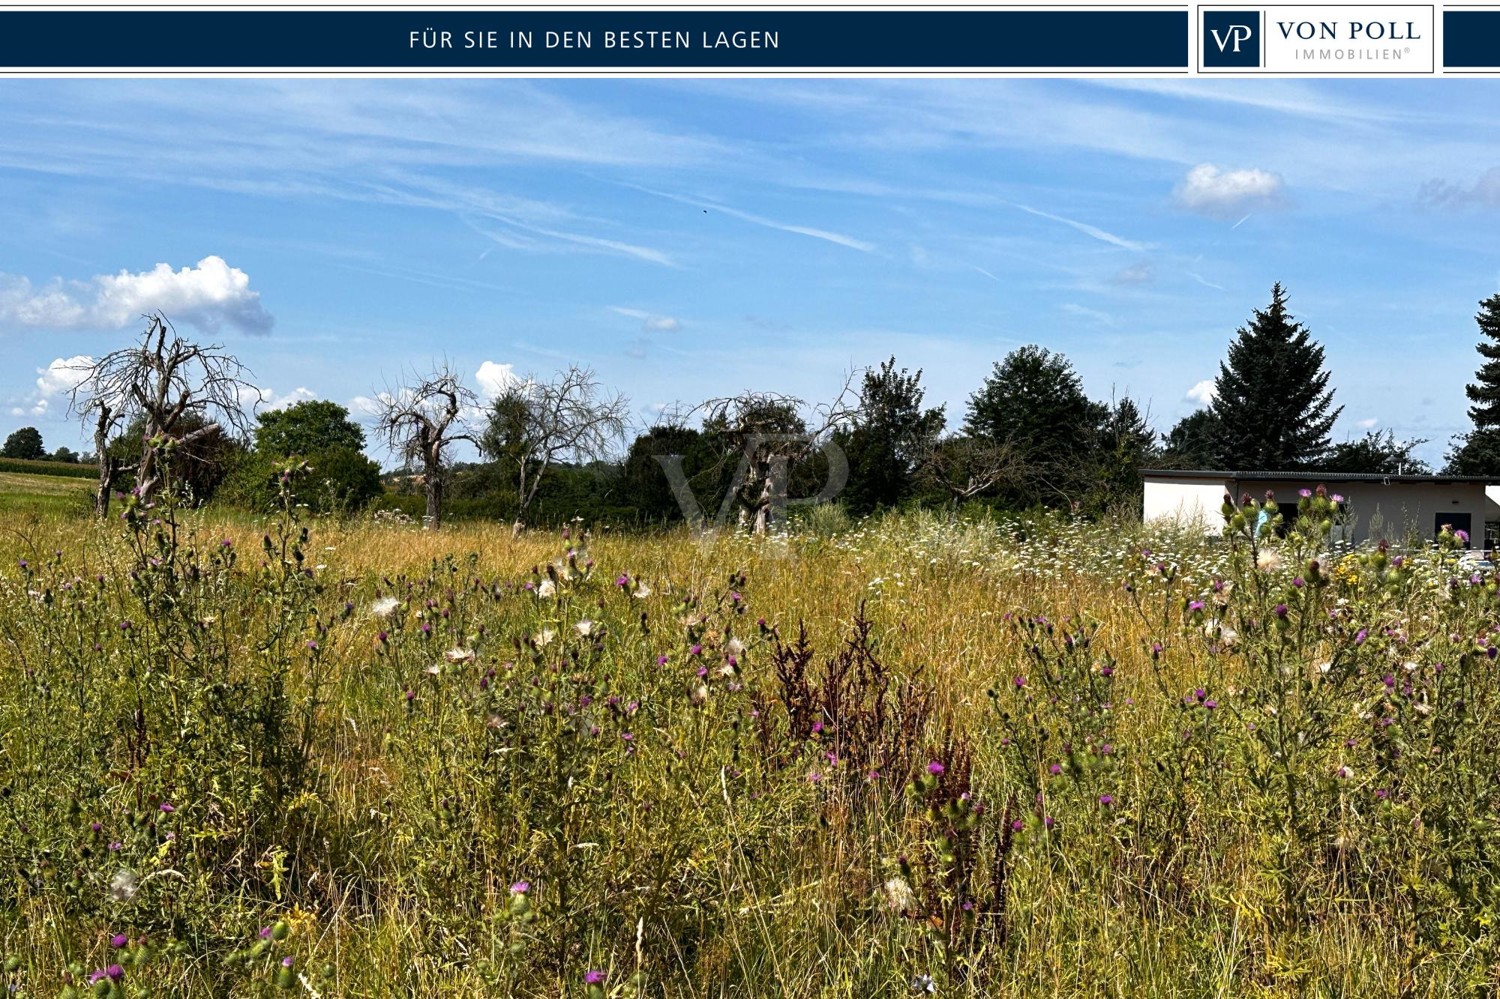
[1202,10,1262,66]
[1200,6,1435,73]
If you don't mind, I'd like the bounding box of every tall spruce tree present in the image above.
[1445,293,1500,475]
[1209,283,1340,470]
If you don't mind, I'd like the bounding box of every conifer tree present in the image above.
[1208,283,1340,470]
[1444,292,1500,474]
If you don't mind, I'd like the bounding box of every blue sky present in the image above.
[2,78,1499,466]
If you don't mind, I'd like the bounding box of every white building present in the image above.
[1142,469,1500,549]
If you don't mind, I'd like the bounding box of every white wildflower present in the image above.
[444,647,475,664]
[537,579,556,599]
[535,628,556,647]
[633,582,652,599]
[370,597,401,618]
[575,619,594,638]
[424,663,441,676]
[1256,550,1283,572]
[882,877,916,912]
[726,637,746,656]
[109,868,139,902]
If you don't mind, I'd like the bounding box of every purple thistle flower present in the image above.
[1355,628,1368,645]
[927,760,946,775]
[585,970,606,985]
[1274,603,1289,619]
[1099,794,1114,806]
[282,956,295,968]
[1014,675,1027,689]
[159,802,174,813]
[111,933,128,948]
[689,644,702,656]
[1187,600,1205,613]
[510,881,530,894]
[1292,577,1305,588]
[1298,488,1312,498]
[107,964,124,981]
[1044,815,1055,829]
[260,926,274,939]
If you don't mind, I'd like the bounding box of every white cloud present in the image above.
[610,306,681,333]
[475,360,521,400]
[1357,417,1378,429]
[253,386,318,411]
[36,355,94,397]
[1174,164,1285,219]
[1186,379,1218,405]
[0,256,273,335]
[1420,166,1500,209]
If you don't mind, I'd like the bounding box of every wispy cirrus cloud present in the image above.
[610,306,681,332]
[1015,204,1150,252]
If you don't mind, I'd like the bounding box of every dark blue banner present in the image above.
[1444,9,1500,68]
[0,10,1188,69]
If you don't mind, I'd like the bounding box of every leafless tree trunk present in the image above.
[481,365,629,523]
[373,367,476,530]
[69,313,256,516]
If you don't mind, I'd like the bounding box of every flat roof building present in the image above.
[1142,469,1500,549]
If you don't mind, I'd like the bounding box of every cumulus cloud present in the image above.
[0,256,273,335]
[1173,164,1285,219]
[1186,379,1218,405]
[610,306,681,333]
[1357,417,1378,429]
[36,356,94,397]
[474,361,521,400]
[243,385,318,411]
[1420,167,1500,209]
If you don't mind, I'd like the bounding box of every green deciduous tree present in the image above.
[1326,430,1430,476]
[836,357,946,515]
[963,345,1107,507]
[1159,409,1222,469]
[2,426,45,460]
[1208,283,1341,470]
[253,399,367,457]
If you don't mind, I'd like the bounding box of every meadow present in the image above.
[1,469,1498,997]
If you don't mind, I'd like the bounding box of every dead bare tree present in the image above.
[480,365,629,531]
[68,313,256,517]
[697,380,855,534]
[921,435,1027,505]
[372,367,477,529]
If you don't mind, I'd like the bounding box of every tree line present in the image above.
[18,286,1500,529]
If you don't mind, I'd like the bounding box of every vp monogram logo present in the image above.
[1210,23,1254,52]
[1202,10,1261,67]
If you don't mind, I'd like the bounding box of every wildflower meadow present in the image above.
[2,472,1499,996]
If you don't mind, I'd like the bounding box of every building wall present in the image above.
[1240,479,1487,548]
[1143,476,1490,548]
[1142,476,1230,535]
